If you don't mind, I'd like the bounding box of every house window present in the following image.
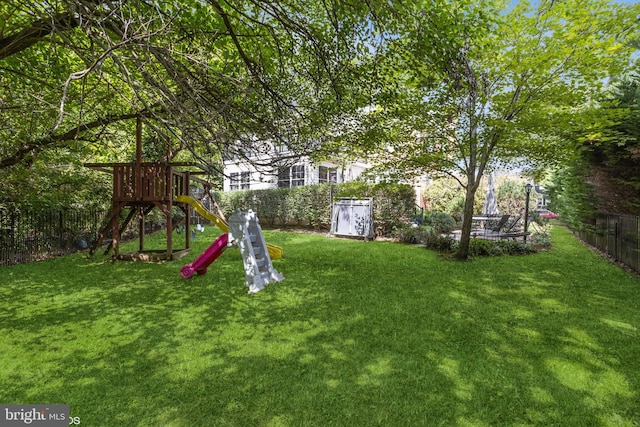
[292,164,305,187]
[230,172,250,190]
[277,167,290,188]
[278,165,305,188]
[318,166,338,184]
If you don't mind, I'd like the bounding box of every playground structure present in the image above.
[85,116,283,291]
[86,117,208,261]
[180,232,229,278]
[181,209,284,294]
[176,195,283,260]
[228,209,284,293]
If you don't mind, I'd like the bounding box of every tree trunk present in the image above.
[455,182,478,260]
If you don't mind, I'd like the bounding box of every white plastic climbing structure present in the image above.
[228,210,284,294]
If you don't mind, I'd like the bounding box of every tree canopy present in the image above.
[338,0,640,258]
[2,0,639,256]
[549,60,640,223]
[0,0,375,205]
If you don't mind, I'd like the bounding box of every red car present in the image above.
[537,209,558,219]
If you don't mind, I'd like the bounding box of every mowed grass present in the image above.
[1,225,639,426]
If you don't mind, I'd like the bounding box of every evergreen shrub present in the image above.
[467,238,536,257]
[422,229,457,253]
[391,223,431,244]
[425,211,458,234]
[217,182,415,235]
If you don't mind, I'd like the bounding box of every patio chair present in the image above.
[502,215,521,233]
[497,215,532,241]
[470,214,510,239]
[486,214,510,233]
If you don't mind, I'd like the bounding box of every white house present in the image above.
[221,138,430,210]
[222,143,370,191]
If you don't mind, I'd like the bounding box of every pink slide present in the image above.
[180,233,229,279]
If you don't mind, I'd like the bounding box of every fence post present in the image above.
[637,215,640,273]
[615,217,620,261]
[10,211,16,254]
[59,210,64,251]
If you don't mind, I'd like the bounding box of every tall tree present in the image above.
[0,0,374,205]
[550,61,640,219]
[349,0,639,258]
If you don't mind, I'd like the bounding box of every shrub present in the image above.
[254,188,286,226]
[422,229,457,253]
[419,235,537,257]
[422,176,484,218]
[531,231,552,250]
[218,185,332,229]
[425,211,458,234]
[295,185,333,228]
[494,240,535,256]
[217,181,415,235]
[468,238,495,257]
[219,189,256,216]
[391,223,431,244]
[467,238,536,257]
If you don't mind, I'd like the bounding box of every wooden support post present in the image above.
[166,166,173,258]
[135,116,142,200]
[139,206,145,253]
[184,171,191,251]
[111,202,120,258]
[166,200,173,259]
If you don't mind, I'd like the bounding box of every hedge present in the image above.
[216,182,415,236]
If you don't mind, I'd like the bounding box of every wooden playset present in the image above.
[86,117,207,261]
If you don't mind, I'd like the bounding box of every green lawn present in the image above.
[1,226,639,426]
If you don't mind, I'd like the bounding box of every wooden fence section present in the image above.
[576,213,640,274]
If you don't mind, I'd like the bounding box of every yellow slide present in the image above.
[175,195,283,260]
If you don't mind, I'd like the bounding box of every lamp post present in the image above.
[524,183,533,243]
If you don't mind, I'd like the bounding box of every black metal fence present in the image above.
[0,205,213,266]
[0,208,107,266]
[575,213,640,274]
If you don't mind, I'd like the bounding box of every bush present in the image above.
[217,182,416,235]
[291,185,333,228]
[422,229,457,253]
[531,231,552,250]
[217,185,333,229]
[467,238,536,257]
[390,223,431,244]
[219,189,257,216]
[494,240,535,256]
[254,188,286,226]
[417,234,538,257]
[425,211,458,234]
[422,176,484,218]
[468,238,495,257]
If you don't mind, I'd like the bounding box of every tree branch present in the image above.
[0,112,140,169]
[0,12,80,60]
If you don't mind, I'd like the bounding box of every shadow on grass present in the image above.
[0,226,639,426]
